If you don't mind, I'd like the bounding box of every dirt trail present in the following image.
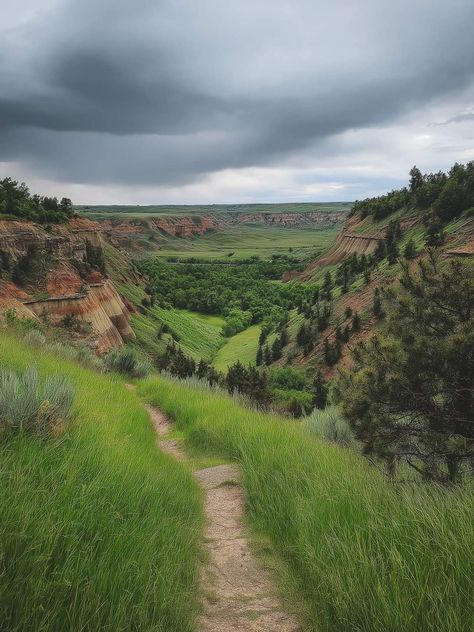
[144,402,301,632]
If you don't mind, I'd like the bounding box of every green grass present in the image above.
[0,331,203,632]
[138,376,474,632]
[133,307,225,362]
[213,325,261,371]
[77,201,352,218]
[149,225,340,261]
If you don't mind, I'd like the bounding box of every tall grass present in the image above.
[138,375,474,632]
[0,332,202,632]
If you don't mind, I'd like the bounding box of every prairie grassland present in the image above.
[0,332,203,632]
[138,375,474,632]
[78,201,352,218]
[151,224,340,261]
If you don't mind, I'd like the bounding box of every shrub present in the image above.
[75,343,103,371]
[23,329,46,348]
[104,347,152,378]
[268,366,307,391]
[302,405,354,448]
[0,366,74,437]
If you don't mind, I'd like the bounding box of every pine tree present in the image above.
[296,323,309,347]
[197,360,209,380]
[351,312,361,332]
[271,336,282,361]
[403,239,417,259]
[312,370,328,409]
[323,338,333,365]
[409,165,424,193]
[264,345,272,366]
[256,345,263,366]
[342,324,351,343]
[322,271,333,300]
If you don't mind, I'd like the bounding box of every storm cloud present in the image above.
[1,0,474,202]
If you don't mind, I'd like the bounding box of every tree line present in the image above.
[0,177,74,224]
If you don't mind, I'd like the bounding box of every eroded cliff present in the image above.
[0,218,135,352]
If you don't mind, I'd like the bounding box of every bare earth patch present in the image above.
[144,398,301,631]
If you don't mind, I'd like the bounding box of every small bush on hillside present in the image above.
[75,343,103,371]
[24,329,46,348]
[268,366,307,391]
[104,347,152,378]
[0,366,74,437]
[303,406,354,448]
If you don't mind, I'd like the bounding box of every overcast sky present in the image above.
[1,0,474,204]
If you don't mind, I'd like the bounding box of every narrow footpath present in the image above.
[145,403,301,632]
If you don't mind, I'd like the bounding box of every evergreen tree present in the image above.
[256,345,263,366]
[264,345,272,366]
[226,361,247,394]
[409,165,424,193]
[312,370,328,409]
[296,323,309,347]
[322,271,333,300]
[339,256,474,483]
[271,336,283,361]
[323,338,333,365]
[351,312,361,332]
[403,239,417,259]
[342,324,351,343]
[197,359,209,380]
[207,367,220,387]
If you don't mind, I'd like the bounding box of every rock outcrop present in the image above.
[0,218,135,352]
[96,210,347,253]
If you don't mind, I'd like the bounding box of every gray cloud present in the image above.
[434,110,474,126]
[1,0,474,195]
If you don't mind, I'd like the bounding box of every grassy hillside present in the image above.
[150,224,340,261]
[0,331,202,632]
[132,307,225,362]
[138,376,474,632]
[213,324,261,371]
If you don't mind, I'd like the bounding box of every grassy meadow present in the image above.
[0,331,203,632]
[213,324,261,371]
[132,307,225,362]
[138,375,474,632]
[150,224,341,261]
